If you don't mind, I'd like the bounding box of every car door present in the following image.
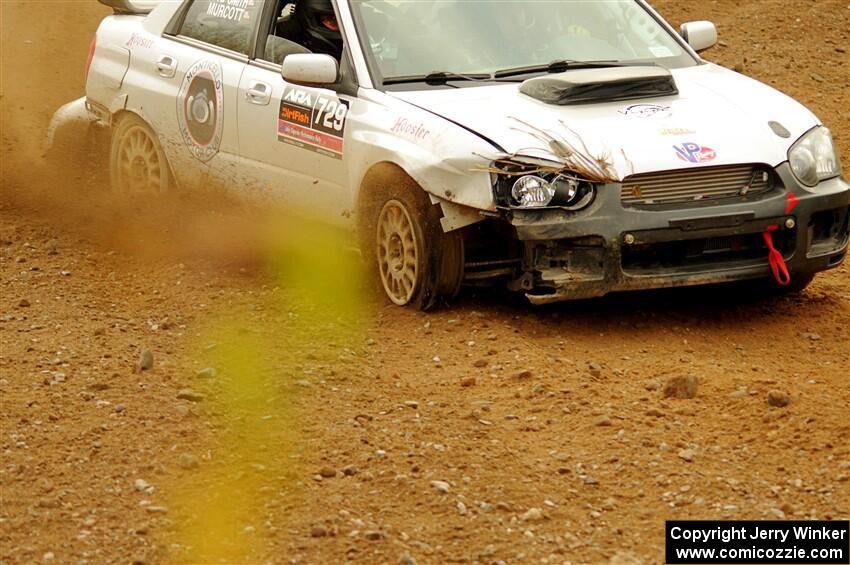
[146,0,264,189]
[235,5,356,225]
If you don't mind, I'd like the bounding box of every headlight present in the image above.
[511,175,555,207]
[788,126,842,187]
[551,175,596,209]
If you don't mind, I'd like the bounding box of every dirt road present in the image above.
[1,2,848,564]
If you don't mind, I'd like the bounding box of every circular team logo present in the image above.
[177,60,223,162]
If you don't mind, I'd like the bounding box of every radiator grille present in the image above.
[621,165,773,207]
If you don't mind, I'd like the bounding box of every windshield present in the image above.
[350,0,697,85]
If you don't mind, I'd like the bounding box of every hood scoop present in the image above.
[519,65,678,106]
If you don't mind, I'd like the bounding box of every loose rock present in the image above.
[178,453,199,469]
[662,375,698,399]
[767,390,791,408]
[519,507,544,522]
[678,448,696,462]
[610,551,643,565]
[430,480,451,494]
[176,389,205,402]
[137,349,154,372]
[195,368,217,379]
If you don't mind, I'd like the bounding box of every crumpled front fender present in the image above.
[348,90,500,232]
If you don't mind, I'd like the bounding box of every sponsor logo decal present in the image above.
[674,142,716,164]
[126,33,154,49]
[390,118,430,140]
[206,0,255,22]
[177,59,224,162]
[619,103,672,119]
[659,127,696,136]
[278,86,348,159]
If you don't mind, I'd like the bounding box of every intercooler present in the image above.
[621,164,774,207]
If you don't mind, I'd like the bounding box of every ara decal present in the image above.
[278,86,348,159]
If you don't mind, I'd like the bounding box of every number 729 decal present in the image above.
[278,86,349,159]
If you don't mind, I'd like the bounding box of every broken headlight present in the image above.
[502,173,596,210]
[511,175,555,207]
[788,126,842,187]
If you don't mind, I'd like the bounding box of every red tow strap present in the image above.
[762,193,800,286]
[763,225,790,286]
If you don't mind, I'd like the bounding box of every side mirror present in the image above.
[680,21,717,52]
[281,54,339,85]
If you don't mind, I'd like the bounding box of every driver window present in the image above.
[180,0,263,55]
[260,0,344,65]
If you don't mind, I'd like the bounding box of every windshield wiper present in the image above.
[493,59,637,79]
[382,71,493,86]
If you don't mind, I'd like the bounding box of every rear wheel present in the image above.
[109,114,172,194]
[367,179,463,310]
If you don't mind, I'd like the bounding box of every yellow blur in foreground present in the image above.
[167,215,368,563]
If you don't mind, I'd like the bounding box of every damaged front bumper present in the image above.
[501,164,850,304]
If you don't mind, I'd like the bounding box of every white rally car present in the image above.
[50,0,849,308]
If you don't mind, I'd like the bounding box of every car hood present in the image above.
[391,63,820,179]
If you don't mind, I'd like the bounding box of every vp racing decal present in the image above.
[177,59,223,162]
[278,86,348,160]
[674,142,716,164]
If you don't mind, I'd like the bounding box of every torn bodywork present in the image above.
[478,117,621,185]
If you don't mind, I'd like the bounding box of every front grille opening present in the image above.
[621,164,777,208]
[622,231,794,273]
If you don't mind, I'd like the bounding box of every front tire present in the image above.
[367,180,463,310]
[736,272,817,297]
[109,114,172,194]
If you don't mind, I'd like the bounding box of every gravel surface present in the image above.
[1,1,848,564]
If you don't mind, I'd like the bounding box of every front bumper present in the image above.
[504,164,850,304]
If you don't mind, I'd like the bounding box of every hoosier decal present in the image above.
[278,86,348,159]
[176,59,223,162]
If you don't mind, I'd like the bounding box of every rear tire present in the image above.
[364,179,463,310]
[109,114,173,194]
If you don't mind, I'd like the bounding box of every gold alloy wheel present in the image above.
[376,199,420,305]
[115,124,165,193]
